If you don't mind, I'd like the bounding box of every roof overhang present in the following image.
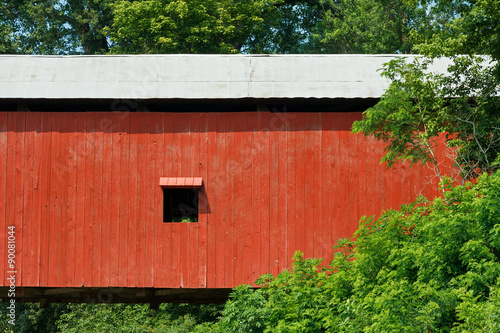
[0,54,455,101]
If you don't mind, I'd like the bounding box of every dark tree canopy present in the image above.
[1,0,425,55]
[1,0,112,54]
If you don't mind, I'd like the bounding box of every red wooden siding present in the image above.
[1,111,446,289]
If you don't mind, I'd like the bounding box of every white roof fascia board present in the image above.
[0,54,454,100]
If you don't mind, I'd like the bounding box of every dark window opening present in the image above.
[163,188,199,222]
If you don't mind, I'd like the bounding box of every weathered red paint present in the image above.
[1,111,446,289]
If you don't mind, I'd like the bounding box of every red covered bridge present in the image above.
[0,55,452,304]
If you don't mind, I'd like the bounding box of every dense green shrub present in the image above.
[201,171,500,332]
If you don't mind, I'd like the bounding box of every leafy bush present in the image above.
[56,303,222,333]
[201,171,500,332]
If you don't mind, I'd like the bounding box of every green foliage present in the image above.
[242,1,323,54]
[315,0,423,54]
[201,171,500,332]
[353,55,500,182]
[411,0,500,59]
[352,57,447,173]
[0,20,14,54]
[0,303,70,333]
[1,0,112,54]
[107,0,277,54]
[2,0,427,54]
[56,303,221,332]
[352,0,500,183]
[442,56,500,180]
[0,303,221,332]
[107,0,423,54]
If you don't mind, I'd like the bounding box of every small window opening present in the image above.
[163,188,199,223]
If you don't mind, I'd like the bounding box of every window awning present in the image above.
[159,177,203,188]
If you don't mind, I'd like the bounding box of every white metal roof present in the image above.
[0,54,452,100]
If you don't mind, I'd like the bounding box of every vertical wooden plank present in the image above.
[206,113,217,288]
[286,113,296,267]
[303,113,314,258]
[48,113,60,287]
[5,113,17,287]
[153,112,164,287]
[331,113,340,246]
[170,113,181,288]
[0,113,8,284]
[224,113,234,288]
[145,112,156,287]
[338,113,350,239]
[189,113,200,288]
[232,113,243,285]
[91,114,104,287]
[127,112,138,288]
[53,113,65,286]
[365,136,377,218]
[119,112,130,287]
[374,139,386,217]
[16,112,26,286]
[84,113,95,287]
[295,114,306,256]
[109,113,120,287]
[65,113,78,287]
[4,113,16,286]
[179,114,190,288]
[269,112,280,277]
[277,112,288,274]
[58,113,70,287]
[251,113,261,281]
[215,113,225,288]
[346,113,359,237]
[15,112,25,285]
[312,114,323,259]
[101,113,113,286]
[161,113,173,288]
[39,113,51,287]
[74,113,86,287]
[241,113,253,284]
[198,112,209,288]
[260,112,270,275]
[136,113,147,288]
[22,112,34,286]
[355,113,367,234]
[321,113,333,261]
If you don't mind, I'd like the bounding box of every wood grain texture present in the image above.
[1,111,446,289]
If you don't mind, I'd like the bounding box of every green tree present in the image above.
[352,0,500,182]
[411,0,500,59]
[1,0,112,54]
[107,0,277,54]
[0,303,70,333]
[352,55,500,183]
[107,0,423,54]
[242,1,323,54]
[315,0,423,54]
[2,0,426,55]
[56,303,221,333]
